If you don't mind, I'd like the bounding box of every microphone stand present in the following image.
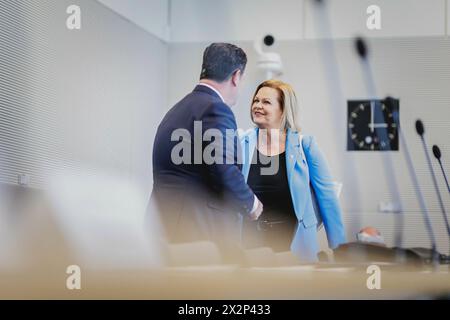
[433,145,450,194]
[416,121,450,257]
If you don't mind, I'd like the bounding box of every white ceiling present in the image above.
[97,0,170,41]
[97,0,449,43]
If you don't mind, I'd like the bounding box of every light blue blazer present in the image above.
[239,128,346,262]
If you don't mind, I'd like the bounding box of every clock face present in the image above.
[347,99,399,151]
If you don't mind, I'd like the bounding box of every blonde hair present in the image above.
[251,79,301,132]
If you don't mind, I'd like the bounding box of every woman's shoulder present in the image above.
[297,133,319,157]
[287,130,314,149]
[300,134,314,148]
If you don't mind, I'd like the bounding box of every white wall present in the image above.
[448,0,450,35]
[0,0,168,198]
[97,0,170,40]
[304,0,447,39]
[170,0,304,42]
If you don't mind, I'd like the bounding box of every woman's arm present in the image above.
[303,136,347,249]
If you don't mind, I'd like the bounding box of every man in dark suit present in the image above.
[151,43,263,261]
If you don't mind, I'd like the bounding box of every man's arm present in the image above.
[202,102,262,218]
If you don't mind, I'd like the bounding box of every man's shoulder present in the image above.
[176,90,230,114]
[204,100,233,116]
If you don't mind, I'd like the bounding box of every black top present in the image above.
[243,149,297,252]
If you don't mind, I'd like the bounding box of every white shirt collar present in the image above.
[198,83,225,103]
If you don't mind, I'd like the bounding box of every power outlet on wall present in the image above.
[18,174,30,187]
[378,201,401,213]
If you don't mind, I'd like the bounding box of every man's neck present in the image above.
[199,79,227,104]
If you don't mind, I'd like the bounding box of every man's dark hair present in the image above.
[200,43,247,83]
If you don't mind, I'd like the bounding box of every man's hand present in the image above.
[248,197,263,221]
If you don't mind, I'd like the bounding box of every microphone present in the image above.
[432,145,450,194]
[415,120,424,136]
[433,145,441,159]
[355,37,368,60]
[415,120,450,255]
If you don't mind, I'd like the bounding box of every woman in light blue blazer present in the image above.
[239,80,346,262]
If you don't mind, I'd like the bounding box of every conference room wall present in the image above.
[0,0,168,199]
[167,38,450,253]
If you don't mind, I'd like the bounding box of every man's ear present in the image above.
[231,69,242,87]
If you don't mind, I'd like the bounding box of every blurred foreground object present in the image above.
[0,168,165,272]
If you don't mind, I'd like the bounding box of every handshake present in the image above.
[248,196,263,221]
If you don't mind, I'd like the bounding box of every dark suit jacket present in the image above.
[151,85,255,247]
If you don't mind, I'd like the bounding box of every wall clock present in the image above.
[347,99,399,151]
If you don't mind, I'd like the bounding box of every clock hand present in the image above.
[370,101,374,133]
[368,123,388,128]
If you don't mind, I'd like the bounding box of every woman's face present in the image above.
[251,86,283,130]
